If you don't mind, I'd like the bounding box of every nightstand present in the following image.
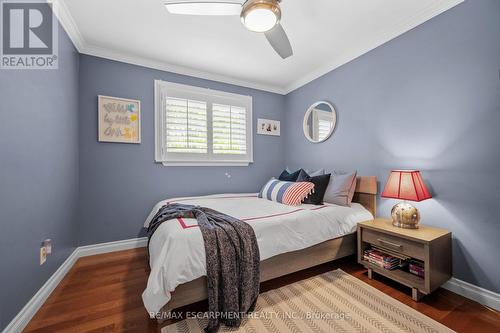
[357,218,452,301]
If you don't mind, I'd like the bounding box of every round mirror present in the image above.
[303,101,337,143]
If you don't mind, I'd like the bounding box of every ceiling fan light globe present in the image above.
[241,0,281,32]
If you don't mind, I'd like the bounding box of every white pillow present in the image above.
[323,171,357,206]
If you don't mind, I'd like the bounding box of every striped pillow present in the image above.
[259,178,315,206]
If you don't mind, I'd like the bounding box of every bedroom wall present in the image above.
[77,55,286,245]
[0,24,80,329]
[284,0,500,293]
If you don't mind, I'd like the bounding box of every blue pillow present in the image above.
[278,169,307,182]
[302,173,331,205]
[285,167,325,177]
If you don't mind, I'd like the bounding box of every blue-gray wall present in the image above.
[284,0,500,293]
[2,0,499,329]
[0,26,80,329]
[77,55,286,245]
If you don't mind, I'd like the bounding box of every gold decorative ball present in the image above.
[391,202,420,229]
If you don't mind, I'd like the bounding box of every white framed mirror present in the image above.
[303,101,337,143]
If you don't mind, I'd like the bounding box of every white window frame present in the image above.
[155,80,253,166]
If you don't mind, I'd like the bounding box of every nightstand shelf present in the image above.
[357,218,452,301]
[361,260,425,290]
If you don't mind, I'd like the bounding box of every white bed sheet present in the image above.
[142,193,373,314]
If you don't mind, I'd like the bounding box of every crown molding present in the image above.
[50,0,286,94]
[50,0,86,52]
[283,0,465,94]
[51,0,463,96]
[81,44,288,95]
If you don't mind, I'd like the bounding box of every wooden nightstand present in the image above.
[357,218,452,301]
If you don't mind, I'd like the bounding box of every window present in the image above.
[312,109,333,141]
[317,117,332,141]
[155,80,253,166]
[165,98,208,154]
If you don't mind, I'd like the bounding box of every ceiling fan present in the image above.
[163,0,293,59]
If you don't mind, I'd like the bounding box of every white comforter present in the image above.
[142,193,373,314]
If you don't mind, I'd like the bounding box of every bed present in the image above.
[142,176,377,315]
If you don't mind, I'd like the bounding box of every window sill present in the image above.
[160,161,253,167]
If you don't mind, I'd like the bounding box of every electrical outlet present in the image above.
[40,247,47,265]
[43,239,52,254]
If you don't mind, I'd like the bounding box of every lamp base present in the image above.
[390,202,420,229]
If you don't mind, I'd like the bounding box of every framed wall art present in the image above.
[98,95,141,143]
[257,118,280,136]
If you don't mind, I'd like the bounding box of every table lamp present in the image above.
[381,170,432,229]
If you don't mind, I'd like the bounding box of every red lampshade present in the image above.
[381,170,432,202]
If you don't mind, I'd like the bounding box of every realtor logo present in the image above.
[1,0,58,69]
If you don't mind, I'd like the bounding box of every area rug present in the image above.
[162,269,455,333]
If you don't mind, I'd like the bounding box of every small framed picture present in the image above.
[257,118,280,136]
[98,95,141,143]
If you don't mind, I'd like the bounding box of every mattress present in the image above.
[142,193,373,314]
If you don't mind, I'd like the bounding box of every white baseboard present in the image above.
[77,237,148,257]
[2,238,148,333]
[4,237,499,332]
[443,277,500,311]
[2,250,79,333]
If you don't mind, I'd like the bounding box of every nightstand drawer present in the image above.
[362,228,424,260]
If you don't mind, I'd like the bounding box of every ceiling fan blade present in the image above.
[164,1,243,16]
[264,23,293,59]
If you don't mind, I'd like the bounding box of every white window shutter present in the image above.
[318,119,331,140]
[165,97,208,154]
[212,104,247,155]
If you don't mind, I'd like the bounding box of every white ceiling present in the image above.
[59,0,463,94]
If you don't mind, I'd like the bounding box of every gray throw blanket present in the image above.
[147,203,260,333]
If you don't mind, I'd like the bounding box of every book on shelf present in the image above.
[363,248,425,277]
[363,249,401,270]
[409,259,425,277]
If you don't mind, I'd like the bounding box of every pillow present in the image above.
[346,173,357,204]
[305,168,325,177]
[259,178,315,206]
[302,173,331,205]
[323,171,357,206]
[286,167,325,177]
[296,169,309,181]
[278,168,307,182]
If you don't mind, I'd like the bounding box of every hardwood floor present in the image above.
[24,248,500,333]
